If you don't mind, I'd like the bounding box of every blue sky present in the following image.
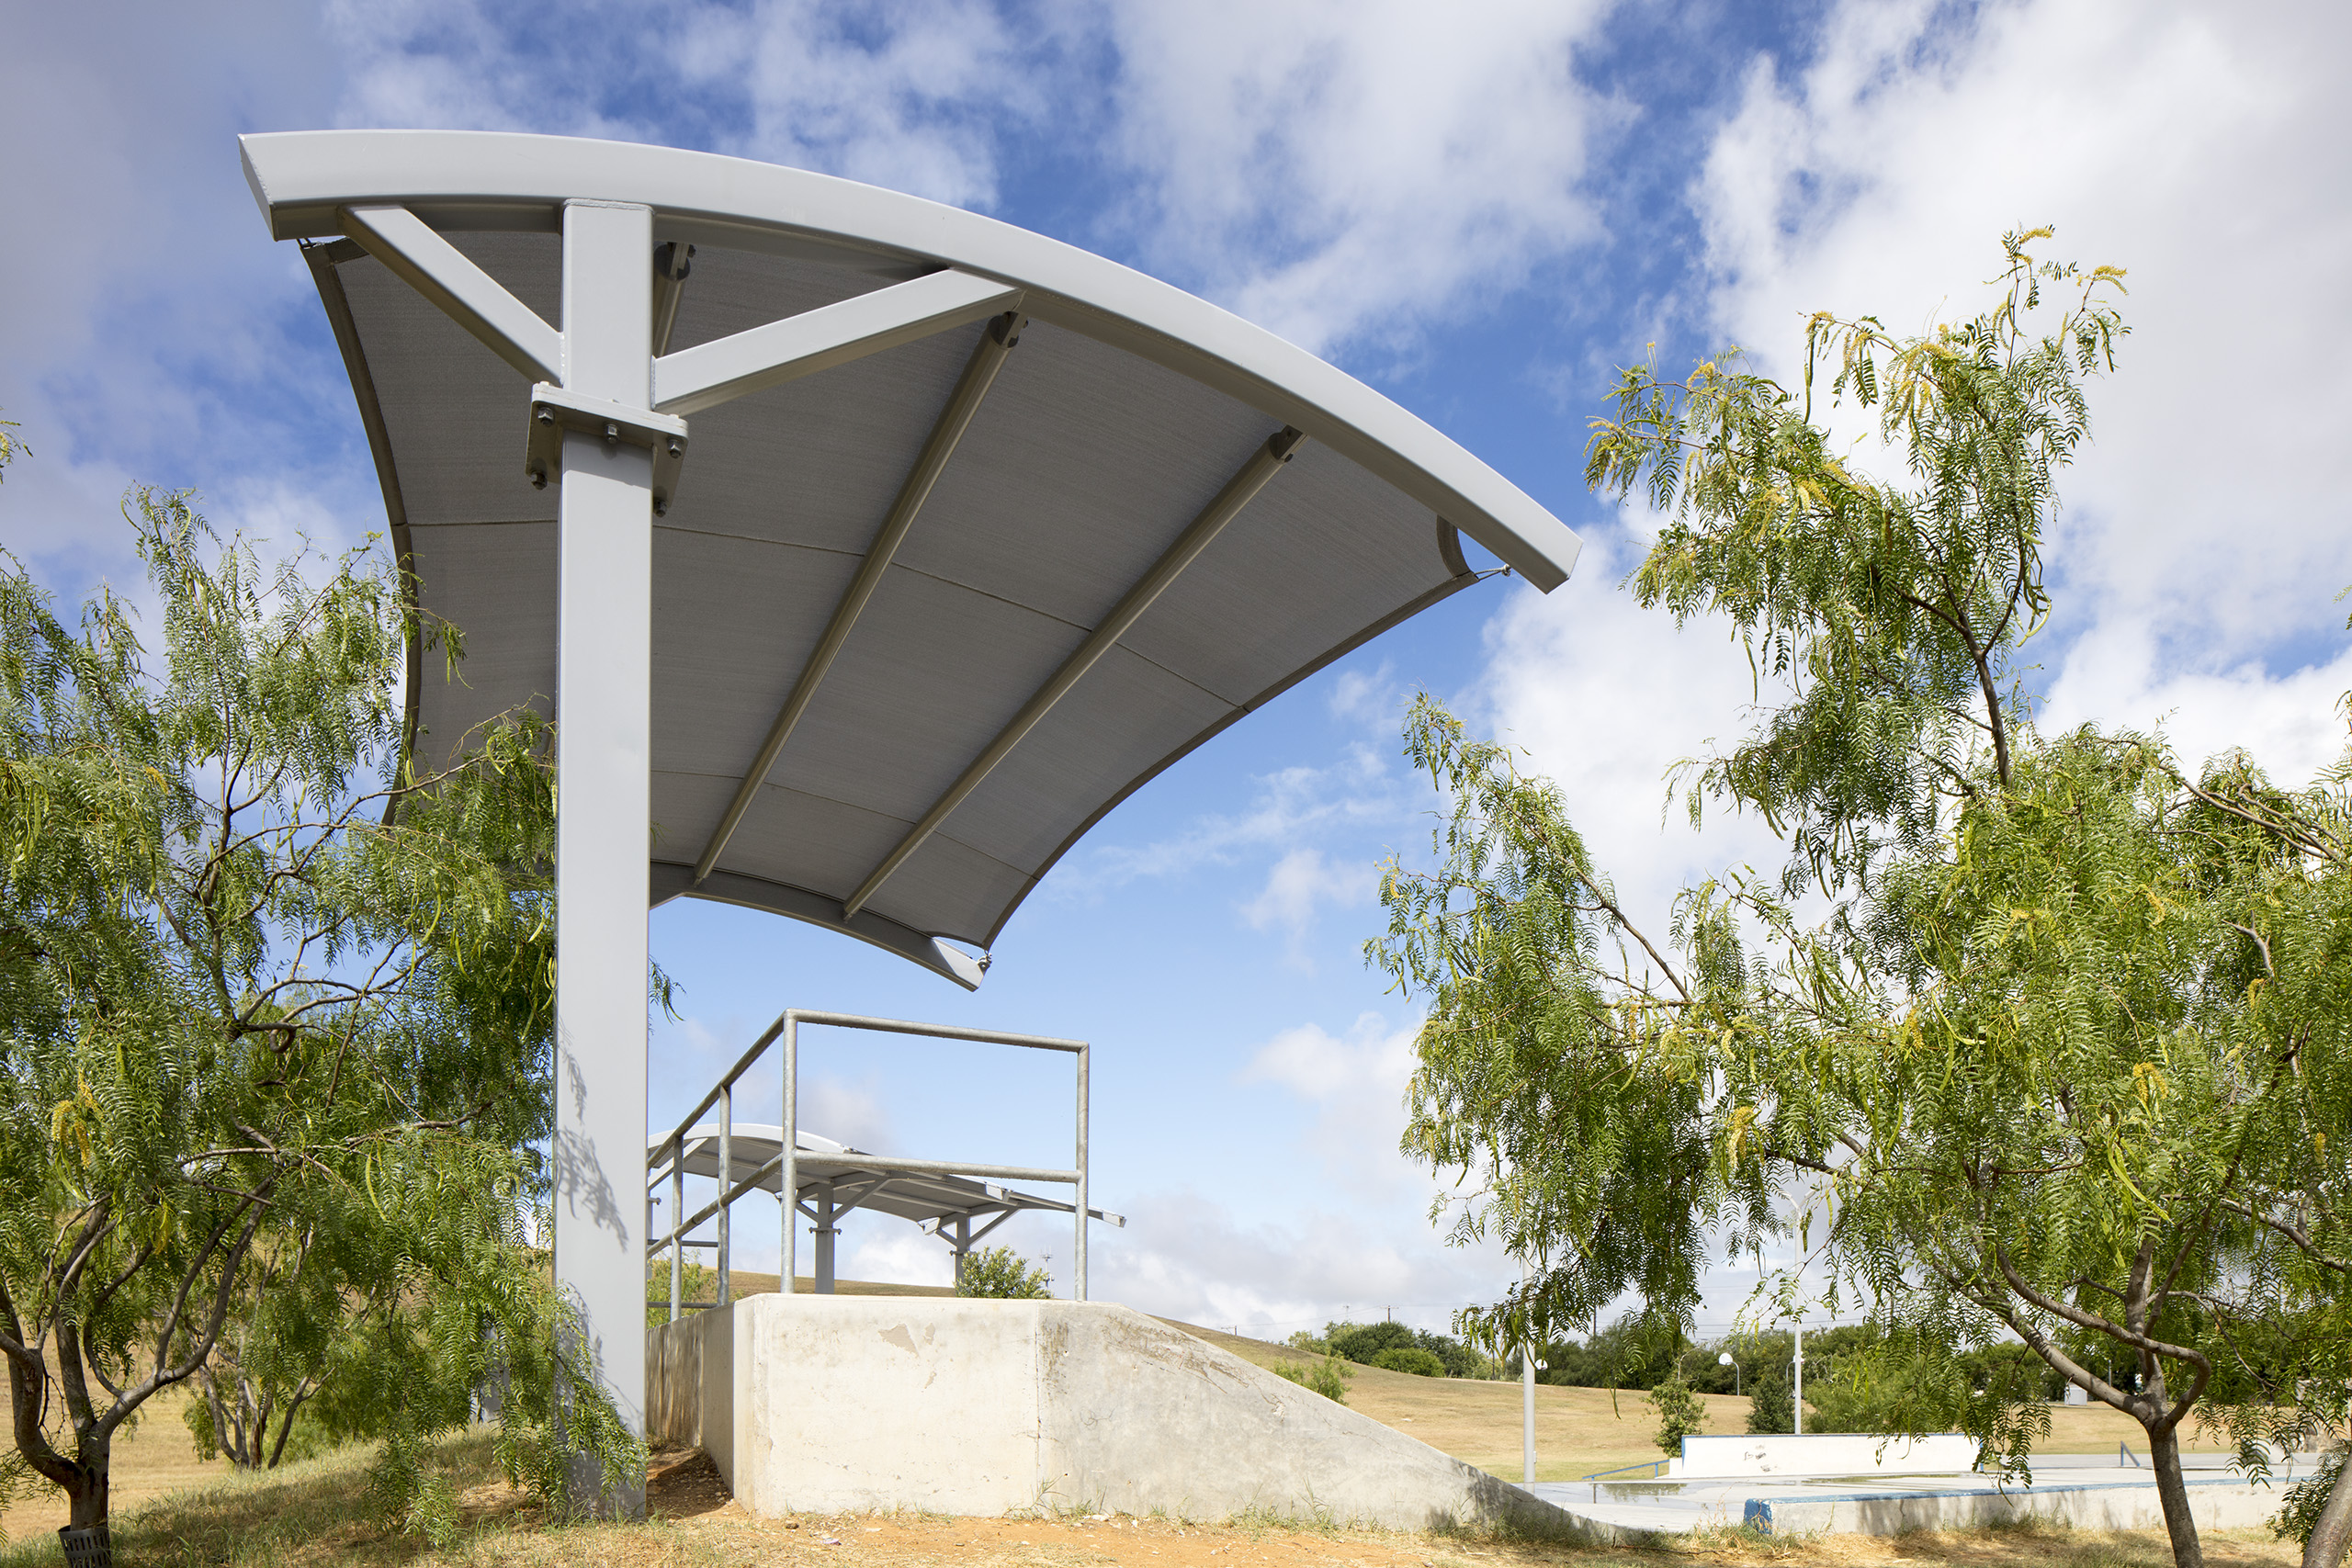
[6,0,2349,1345]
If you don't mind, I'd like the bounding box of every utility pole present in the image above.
[1793,1325,1804,1435]
[1521,1257,1536,1486]
[1791,1219,1805,1436]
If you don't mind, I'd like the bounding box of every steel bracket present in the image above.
[525,383,690,516]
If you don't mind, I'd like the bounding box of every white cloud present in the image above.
[842,1224,955,1291]
[1240,1012,1418,1196]
[323,0,1042,209]
[1690,0,2352,773]
[316,0,1623,362]
[1239,848,1374,967]
[799,1075,896,1152]
[1056,742,1403,895]
[1462,535,1789,935]
[1327,661,1403,728]
[0,6,357,584]
[2042,623,2352,786]
[1092,0,1617,357]
[1087,1188,1508,1339]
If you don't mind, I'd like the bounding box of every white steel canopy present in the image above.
[240,130,1579,1515]
[241,131,1581,987]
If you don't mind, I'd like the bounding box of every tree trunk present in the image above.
[2146,1421,2204,1568]
[63,1442,108,1529]
[2306,1450,2352,1568]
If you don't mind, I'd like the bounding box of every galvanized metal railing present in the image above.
[1579,1457,1673,1502]
[645,1008,1091,1320]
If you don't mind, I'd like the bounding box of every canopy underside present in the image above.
[314,228,1482,979]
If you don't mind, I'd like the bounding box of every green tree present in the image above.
[0,487,639,1541]
[1647,1372,1708,1454]
[1745,1363,1794,1436]
[1370,232,2352,1568]
[956,1245,1052,1299]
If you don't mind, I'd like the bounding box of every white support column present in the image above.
[549,197,654,1521]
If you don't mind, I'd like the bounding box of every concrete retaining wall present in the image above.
[1741,1474,2283,1536]
[647,1295,1596,1537]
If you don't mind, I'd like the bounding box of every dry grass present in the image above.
[1167,1321,2238,1483]
[0,1282,2260,1561]
[0,1425,2298,1568]
[0,1383,229,1544]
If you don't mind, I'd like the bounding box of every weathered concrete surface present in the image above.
[1530,1463,2306,1539]
[647,1295,1596,1536]
[1674,1433,1980,1477]
[1737,1473,2282,1536]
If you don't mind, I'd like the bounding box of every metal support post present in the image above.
[954,1214,970,1292]
[549,197,654,1520]
[1074,1043,1090,1301]
[816,1180,837,1293]
[782,1016,798,1295]
[668,1159,683,1324]
[717,1085,732,1309]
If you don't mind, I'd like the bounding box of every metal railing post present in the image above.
[782,1014,798,1295]
[816,1179,837,1293]
[718,1084,732,1309]
[645,1007,1104,1307]
[1075,1043,1089,1302]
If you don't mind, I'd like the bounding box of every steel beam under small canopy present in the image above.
[239,129,1583,1516]
[650,1124,1125,1301]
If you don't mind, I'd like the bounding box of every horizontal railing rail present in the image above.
[645,1006,1096,1323]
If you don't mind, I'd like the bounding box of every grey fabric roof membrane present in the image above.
[245,131,1581,987]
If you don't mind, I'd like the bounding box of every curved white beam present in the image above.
[651,268,1020,416]
[240,130,1582,591]
[341,204,562,381]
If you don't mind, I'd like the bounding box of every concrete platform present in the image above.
[647,1294,1601,1537]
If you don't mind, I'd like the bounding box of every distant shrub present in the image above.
[957,1246,1052,1299]
[647,1257,718,1327]
[1329,1321,1417,1362]
[1371,1348,1447,1378]
[1275,1354,1353,1404]
[1319,1319,1503,1379]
